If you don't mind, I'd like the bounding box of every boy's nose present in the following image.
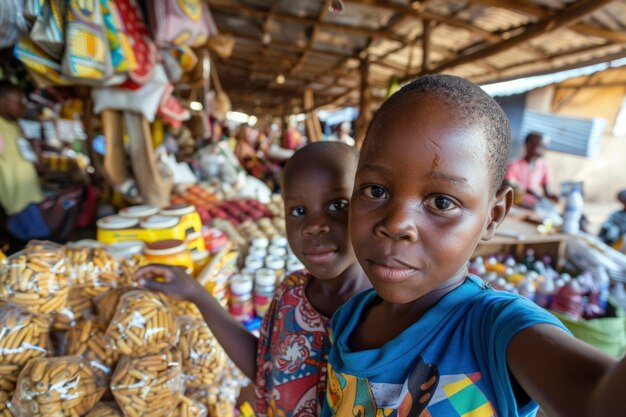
[375,204,418,242]
[302,218,331,236]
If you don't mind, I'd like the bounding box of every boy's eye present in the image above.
[290,207,306,217]
[425,196,457,211]
[362,185,387,200]
[327,200,349,212]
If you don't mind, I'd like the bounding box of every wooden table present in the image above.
[474,208,572,268]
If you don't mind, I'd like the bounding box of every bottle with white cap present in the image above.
[230,275,254,322]
[254,269,277,318]
[266,256,286,282]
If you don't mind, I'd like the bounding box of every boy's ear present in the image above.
[481,185,513,241]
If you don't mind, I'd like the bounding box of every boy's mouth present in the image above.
[303,247,338,264]
[366,259,419,283]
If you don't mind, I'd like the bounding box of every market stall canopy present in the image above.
[208,0,626,116]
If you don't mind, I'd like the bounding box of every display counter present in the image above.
[474,207,572,268]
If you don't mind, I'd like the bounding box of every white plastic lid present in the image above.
[245,257,264,271]
[256,269,277,286]
[191,250,209,262]
[265,256,285,270]
[145,239,187,256]
[230,275,254,294]
[251,237,269,248]
[97,215,139,230]
[268,246,287,257]
[107,241,145,258]
[160,204,196,216]
[248,247,267,258]
[141,215,179,230]
[287,258,305,272]
[271,236,288,247]
[68,239,104,249]
[119,205,159,218]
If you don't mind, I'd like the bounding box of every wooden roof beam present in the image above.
[468,0,626,43]
[406,0,616,81]
[344,0,500,43]
[209,2,408,44]
[289,0,333,75]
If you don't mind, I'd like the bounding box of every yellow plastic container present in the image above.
[97,214,187,244]
[186,231,207,252]
[160,204,202,236]
[191,250,209,276]
[145,239,194,275]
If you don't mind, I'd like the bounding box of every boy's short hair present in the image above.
[364,74,511,193]
[618,189,626,202]
[282,141,359,187]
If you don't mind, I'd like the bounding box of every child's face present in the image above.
[350,95,510,304]
[284,163,357,280]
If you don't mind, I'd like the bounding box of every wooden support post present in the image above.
[355,58,372,148]
[304,88,323,142]
[422,18,430,73]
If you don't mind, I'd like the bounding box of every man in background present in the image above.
[0,81,49,241]
[505,132,559,208]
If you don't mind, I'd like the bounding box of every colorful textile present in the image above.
[255,271,331,417]
[322,275,569,417]
[149,0,217,47]
[0,117,44,216]
[505,158,552,205]
[62,0,112,81]
[113,0,157,87]
[30,0,66,60]
[101,0,136,73]
[14,38,69,86]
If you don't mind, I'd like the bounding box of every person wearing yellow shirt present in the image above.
[0,82,49,240]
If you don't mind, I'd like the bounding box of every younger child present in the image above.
[134,142,369,417]
[599,189,626,249]
[322,75,625,417]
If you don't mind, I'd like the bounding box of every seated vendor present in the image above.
[505,132,559,208]
[0,81,49,241]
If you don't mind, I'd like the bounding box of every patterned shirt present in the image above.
[255,271,331,417]
[322,275,568,417]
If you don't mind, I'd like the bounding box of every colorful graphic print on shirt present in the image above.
[327,357,497,417]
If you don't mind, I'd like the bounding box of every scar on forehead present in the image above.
[431,153,440,170]
[425,134,442,170]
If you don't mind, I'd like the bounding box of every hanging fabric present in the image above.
[62,0,113,82]
[25,0,45,22]
[101,0,137,74]
[30,0,66,60]
[0,0,30,49]
[14,38,69,86]
[113,0,157,87]
[148,0,218,48]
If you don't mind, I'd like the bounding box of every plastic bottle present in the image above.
[230,275,254,322]
[562,187,583,234]
[523,248,536,270]
[535,275,556,309]
[254,269,276,318]
[551,280,587,319]
[518,280,536,302]
[590,266,610,315]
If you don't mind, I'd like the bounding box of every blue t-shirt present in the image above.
[322,275,568,417]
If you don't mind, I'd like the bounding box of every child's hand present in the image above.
[133,264,203,302]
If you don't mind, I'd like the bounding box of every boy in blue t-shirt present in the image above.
[322,75,625,417]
